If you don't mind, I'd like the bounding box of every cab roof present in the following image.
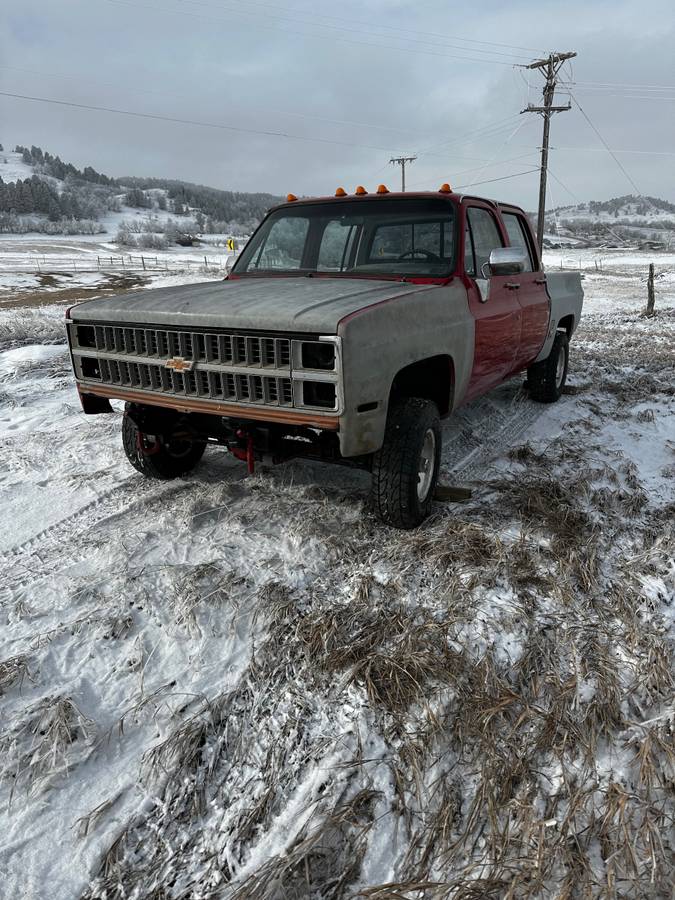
[271,190,527,217]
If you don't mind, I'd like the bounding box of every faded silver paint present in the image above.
[71,277,430,334]
[337,281,475,456]
[533,272,583,363]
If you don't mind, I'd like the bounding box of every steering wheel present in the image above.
[397,248,440,261]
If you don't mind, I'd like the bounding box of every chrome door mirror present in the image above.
[482,247,526,278]
[225,254,239,275]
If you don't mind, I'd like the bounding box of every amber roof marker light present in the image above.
[376,184,389,194]
[335,187,347,197]
[286,193,298,202]
[354,185,368,195]
[439,183,452,193]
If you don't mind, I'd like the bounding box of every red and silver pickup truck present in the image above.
[66,186,583,528]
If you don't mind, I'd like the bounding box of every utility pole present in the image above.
[521,51,576,254]
[389,156,416,192]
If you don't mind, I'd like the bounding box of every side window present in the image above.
[464,223,475,276]
[466,207,503,277]
[502,212,534,272]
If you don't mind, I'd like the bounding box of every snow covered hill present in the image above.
[0,150,36,183]
[545,195,675,249]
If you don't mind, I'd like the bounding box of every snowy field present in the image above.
[0,253,674,898]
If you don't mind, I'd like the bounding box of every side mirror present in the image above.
[225,254,239,275]
[482,247,526,278]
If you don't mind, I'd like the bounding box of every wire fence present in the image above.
[2,254,228,274]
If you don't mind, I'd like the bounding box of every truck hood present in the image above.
[71,276,434,334]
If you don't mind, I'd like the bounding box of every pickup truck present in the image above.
[66,185,583,528]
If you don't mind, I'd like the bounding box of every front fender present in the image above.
[336,283,474,457]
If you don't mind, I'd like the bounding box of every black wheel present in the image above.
[527,331,569,403]
[122,407,206,479]
[370,398,441,529]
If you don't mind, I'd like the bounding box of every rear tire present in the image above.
[122,408,206,479]
[527,331,569,403]
[370,398,441,529]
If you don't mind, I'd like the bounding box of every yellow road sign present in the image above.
[226,238,235,252]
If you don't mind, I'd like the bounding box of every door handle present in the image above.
[505,282,520,290]
[534,277,547,285]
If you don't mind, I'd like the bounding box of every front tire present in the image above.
[527,331,569,403]
[122,408,206,479]
[370,398,441,529]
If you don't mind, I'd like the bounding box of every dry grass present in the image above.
[0,695,95,802]
[0,653,31,694]
[79,310,675,899]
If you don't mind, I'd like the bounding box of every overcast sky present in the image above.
[1,0,674,208]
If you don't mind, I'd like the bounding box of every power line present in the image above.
[565,79,675,91]
[417,113,524,157]
[0,63,432,138]
[0,90,410,153]
[176,0,547,54]
[174,0,532,60]
[517,145,675,157]
[101,0,530,67]
[571,96,642,195]
[454,168,540,190]
[406,150,540,191]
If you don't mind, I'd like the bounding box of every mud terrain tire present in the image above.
[122,409,206,479]
[371,398,441,529]
[528,330,569,403]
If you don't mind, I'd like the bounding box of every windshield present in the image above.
[233,198,456,278]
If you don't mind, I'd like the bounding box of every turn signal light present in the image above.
[335,187,347,196]
[286,193,298,202]
[439,183,452,193]
[354,185,367,195]
[376,184,389,194]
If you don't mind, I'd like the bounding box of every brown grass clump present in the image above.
[0,653,31,694]
[0,695,95,801]
[296,599,462,715]
[230,788,381,900]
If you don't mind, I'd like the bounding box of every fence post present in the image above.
[646,263,656,316]
[141,256,146,270]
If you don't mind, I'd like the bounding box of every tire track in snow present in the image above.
[0,476,196,594]
[442,382,543,482]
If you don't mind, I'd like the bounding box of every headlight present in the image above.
[300,381,336,409]
[76,324,97,348]
[291,336,342,413]
[300,341,335,370]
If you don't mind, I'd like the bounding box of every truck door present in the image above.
[501,210,550,369]
[464,205,522,400]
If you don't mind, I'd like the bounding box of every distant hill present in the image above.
[119,176,281,231]
[544,194,675,249]
[0,142,282,238]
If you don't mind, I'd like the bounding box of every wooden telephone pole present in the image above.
[389,156,416,192]
[521,51,576,254]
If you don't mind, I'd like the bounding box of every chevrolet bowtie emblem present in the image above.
[165,356,194,373]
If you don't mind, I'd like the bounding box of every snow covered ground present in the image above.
[0,255,673,898]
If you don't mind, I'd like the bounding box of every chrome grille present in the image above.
[97,356,293,406]
[91,325,290,368]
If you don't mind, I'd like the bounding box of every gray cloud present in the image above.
[1,0,673,207]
